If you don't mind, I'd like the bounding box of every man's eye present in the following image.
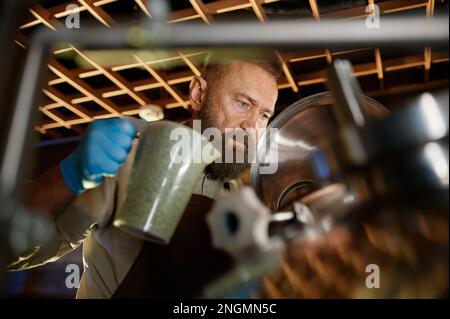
[261,113,270,121]
[237,100,250,109]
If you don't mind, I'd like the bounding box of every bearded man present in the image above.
[8,56,280,298]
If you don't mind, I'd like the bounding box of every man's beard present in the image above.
[198,95,252,181]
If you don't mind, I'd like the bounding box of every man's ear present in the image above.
[189,76,208,112]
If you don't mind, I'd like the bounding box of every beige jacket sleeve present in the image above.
[7,140,139,271]
[7,176,116,271]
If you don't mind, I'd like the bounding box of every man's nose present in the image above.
[240,113,260,140]
[240,111,259,131]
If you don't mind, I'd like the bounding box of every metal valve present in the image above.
[206,187,274,258]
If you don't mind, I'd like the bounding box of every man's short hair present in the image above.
[201,49,281,89]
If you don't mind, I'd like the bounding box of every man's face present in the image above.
[192,61,278,179]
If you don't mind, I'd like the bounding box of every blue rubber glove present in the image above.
[60,118,137,195]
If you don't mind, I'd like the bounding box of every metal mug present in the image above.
[114,120,220,244]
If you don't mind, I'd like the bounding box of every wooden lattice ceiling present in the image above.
[15,0,449,140]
